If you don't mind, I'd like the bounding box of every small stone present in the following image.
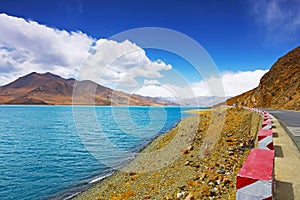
[217,169,225,174]
[223,177,231,184]
[182,149,190,154]
[129,171,137,176]
[192,175,200,181]
[228,147,235,151]
[209,188,216,196]
[192,163,200,168]
[199,173,206,181]
[176,191,186,198]
[184,193,194,200]
[226,132,233,137]
[201,186,211,196]
[185,161,191,166]
[214,187,220,195]
[163,194,172,200]
[203,149,210,156]
[208,181,215,186]
[142,195,151,199]
[188,145,194,151]
[179,185,187,190]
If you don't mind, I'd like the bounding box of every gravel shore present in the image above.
[73,107,261,200]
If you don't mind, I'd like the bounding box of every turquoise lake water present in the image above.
[0,106,199,200]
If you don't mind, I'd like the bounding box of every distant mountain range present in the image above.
[161,96,227,107]
[0,72,176,106]
[226,46,300,110]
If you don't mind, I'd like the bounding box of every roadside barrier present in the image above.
[262,120,272,130]
[262,120,272,128]
[236,148,275,200]
[258,129,273,150]
[236,108,275,200]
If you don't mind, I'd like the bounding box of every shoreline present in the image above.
[71,115,200,200]
[53,117,185,200]
[71,107,261,199]
[69,114,199,199]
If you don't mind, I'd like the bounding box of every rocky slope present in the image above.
[226,46,300,110]
[0,72,174,106]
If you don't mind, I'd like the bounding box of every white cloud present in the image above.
[248,0,300,42]
[0,13,172,88]
[144,79,160,85]
[192,69,268,97]
[135,83,196,99]
[220,70,268,96]
[79,39,172,87]
[0,13,94,85]
[135,85,176,98]
[135,69,268,98]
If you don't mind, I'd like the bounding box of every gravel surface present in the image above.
[73,107,261,200]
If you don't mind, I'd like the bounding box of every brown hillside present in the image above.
[226,46,300,110]
[0,72,175,106]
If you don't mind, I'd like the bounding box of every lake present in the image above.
[0,106,200,200]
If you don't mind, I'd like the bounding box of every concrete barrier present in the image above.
[264,117,272,122]
[236,148,275,200]
[264,115,270,120]
[258,129,273,150]
[262,121,272,129]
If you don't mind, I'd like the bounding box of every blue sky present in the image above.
[0,0,300,98]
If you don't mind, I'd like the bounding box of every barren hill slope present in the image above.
[0,72,174,106]
[226,46,300,110]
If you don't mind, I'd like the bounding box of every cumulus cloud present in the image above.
[79,39,172,87]
[0,13,172,88]
[135,69,268,98]
[248,0,300,43]
[220,70,268,96]
[193,69,268,97]
[0,13,94,85]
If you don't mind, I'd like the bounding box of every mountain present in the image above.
[226,46,300,110]
[0,72,176,106]
[163,96,227,107]
[182,96,227,107]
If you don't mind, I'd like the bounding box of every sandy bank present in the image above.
[73,107,261,199]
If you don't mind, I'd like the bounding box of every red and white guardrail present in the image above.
[236,107,275,199]
[236,148,275,199]
[258,129,273,150]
